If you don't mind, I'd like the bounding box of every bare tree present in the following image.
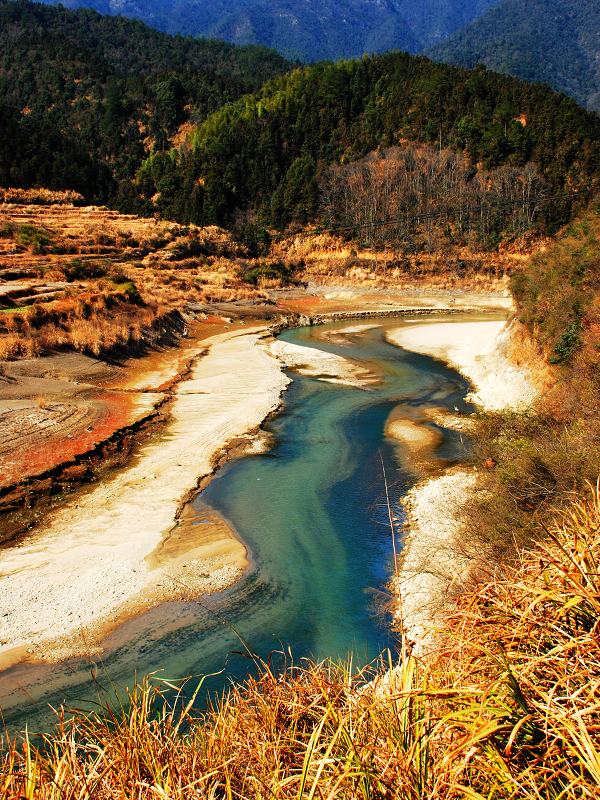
[320,145,546,251]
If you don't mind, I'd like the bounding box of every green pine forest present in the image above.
[428,0,600,112]
[139,56,600,233]
[0,0,291,199]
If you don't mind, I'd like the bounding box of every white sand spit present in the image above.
[268,339,377,386]
[386,320,537,410]
[0,327,289,662]
[332,324,378,335]
[316,324,379,343]
[395,470,479,656]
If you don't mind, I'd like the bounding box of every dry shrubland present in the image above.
[271,228,539,290]
[467,209,600,555]
[0,188,85,206]
[321,145,546,251]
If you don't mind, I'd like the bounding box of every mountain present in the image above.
[5,1,599,234]
[0,0,290,198]
[136,52,600,230]
[393,0,499,50]
[38,0,499,61]
[168,0,420,61]
[428,0,600,111]
[34,0,600,104]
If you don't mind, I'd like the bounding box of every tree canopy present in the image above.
[0,0,290,199]
[138,54,600,232]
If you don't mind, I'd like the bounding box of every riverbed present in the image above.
[0,314,488,732]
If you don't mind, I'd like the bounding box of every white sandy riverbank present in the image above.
[387,317,539,655]
[0,326,290,664]
[268,338,378,386]
[393,470,479,655]
[386,319,537,411]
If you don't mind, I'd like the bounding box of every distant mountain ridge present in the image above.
[428,0,600,111]
[38,0,499,61]
[27,0,600,109]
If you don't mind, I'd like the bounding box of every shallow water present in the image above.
[0,315,479,732]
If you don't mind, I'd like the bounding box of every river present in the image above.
[0,314,476,733]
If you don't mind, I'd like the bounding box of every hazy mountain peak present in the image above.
[38,0,498,60]
[428,0,600,111]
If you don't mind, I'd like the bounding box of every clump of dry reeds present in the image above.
[2,486,599,798]
[0,290,158,359]
[441,482,600,798]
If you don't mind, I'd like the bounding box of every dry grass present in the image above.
[0,291,158,359]
[439,483,600,798]
[271,229,541,291]
[2,487,599,799]
[0,202,280,360]
[0,188,85,206]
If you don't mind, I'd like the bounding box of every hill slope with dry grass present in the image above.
[0,196,280,359]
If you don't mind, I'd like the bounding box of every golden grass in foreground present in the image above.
[2,488,599,799]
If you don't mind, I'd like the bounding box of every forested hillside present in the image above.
[0,0,290,199]
[428,0,600,111]
[35,0,600,109]
[4,2,599,244]
[39,0,499,61]
[138,53,600,236]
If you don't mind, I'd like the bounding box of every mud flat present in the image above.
[0,326,290,665]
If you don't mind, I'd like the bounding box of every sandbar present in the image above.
[0,326,289,664]
[386,319,537,411]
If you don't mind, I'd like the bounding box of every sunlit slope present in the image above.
[139,52,600,229]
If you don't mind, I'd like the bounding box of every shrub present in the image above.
[64,259,109,282]
[513,210,599,364]
[14,224,53,254]
[241,260,292,286]
[550,315,583,363]
[112,280,144,306]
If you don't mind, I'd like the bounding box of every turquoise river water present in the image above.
[0,314,481,732]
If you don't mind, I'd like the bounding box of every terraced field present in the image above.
[0,199,273,359]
